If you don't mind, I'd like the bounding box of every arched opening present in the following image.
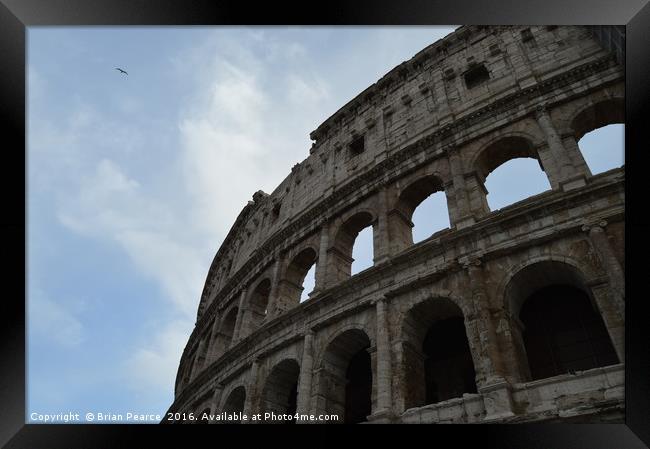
[572,98,625,175]
[401,298,477,410]
[412,192,450,243]
[332,212,375,282]
[351,226,373,275]
[212,306,238,358]
[300,264,316,303]
[316,329,372,423]
[277,248,317,312]
[261,359,300,424]
[484,159,551,210]
[577,124,624,175]
[476,136,551,211]
[248,278,271,330]
[423,317,477,404]
[505,261,619,381]
[222,386,246,423]
[520,285,619,380]
[390,175,450,252]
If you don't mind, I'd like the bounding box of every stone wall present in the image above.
[167,25,625,424]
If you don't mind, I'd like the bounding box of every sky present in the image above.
[27,26,624,423]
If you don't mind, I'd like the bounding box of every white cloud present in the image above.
[124,319,194,392]
[176,32,334,242]
[29,289,84,347]
[287,73,329,105]
[57,157,202,317]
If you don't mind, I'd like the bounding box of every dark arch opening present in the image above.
[505,260,620,382]
[317,329,372,423]
[401,298,477,410]
[520,285,619,381]
[423,317,477,404]
[345,348,372,424]
[222,386,246,423]
[249,278,271,330]
[476,136,550,211]
[278,248,318,311]
[261,359,300,424]
[213,306,238,357]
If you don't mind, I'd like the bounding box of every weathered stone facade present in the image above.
[166,25,624,424]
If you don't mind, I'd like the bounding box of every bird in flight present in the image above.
[115,67,128,75]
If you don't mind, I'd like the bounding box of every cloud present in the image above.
[57,158,202,317]
[287,73,329,105]
[176,31,333,242]
[124,319,194,393]
[29,289,84,347]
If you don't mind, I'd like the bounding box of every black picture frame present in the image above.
[1,0,648,447]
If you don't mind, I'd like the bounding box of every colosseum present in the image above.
[165,25,625,424]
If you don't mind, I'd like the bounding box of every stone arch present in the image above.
[247,277,272,331]
[399,297,477,410]
[470,132,545,182]
[472,134,552,210]
[221,385,246,423]
[276,246,318,312]
[503,259,620,382]
[503,258,592,318]
[330,210,376,283]
[260,358,301,423]
[570,97,625,176]
[212,306,239,358]
[390,173,450,252]
[314,328,373,423]
[570,97,624,142]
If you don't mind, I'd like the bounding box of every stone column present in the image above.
[209,383,224,423]
[266,256,285,319]
[374,188,391,264]
[463,258,504,384]
[582,220,625,309]
[314,223,330,292]
[242,359,260,423]
[189,339,205,381]
[561,133,592,177]
[232,288,248,342]
[201,327,215,366]
[462,257,515,421]
[589,282,625,362]
[464,172,490,219]
[447,146,475,229]
[296,330,315,422]
[373,296,393,419]
[206,315,222,361]
[534,105,586,190]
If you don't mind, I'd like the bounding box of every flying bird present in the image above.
[115,67,128,75]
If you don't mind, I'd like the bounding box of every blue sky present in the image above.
[27,26,623,423]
